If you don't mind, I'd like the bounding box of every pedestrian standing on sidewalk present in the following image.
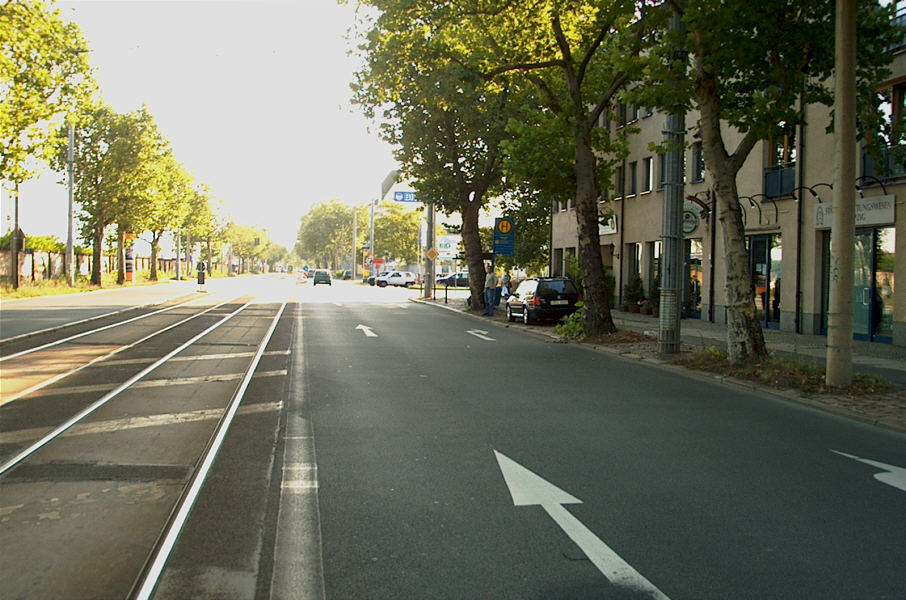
[483,265,498,316]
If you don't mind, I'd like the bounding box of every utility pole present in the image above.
[826,0,856,387]
[658,3,686,354]
[66,122,75,286]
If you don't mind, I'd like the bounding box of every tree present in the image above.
[52,104,152,285]
[372,201,421,265]
[1,0,95,286]
[352,2,516,310]
[145,154,193,281]
[653,0,900,362]
[296,199,361,269]
[439,0,666,333]
[496,185,552,276]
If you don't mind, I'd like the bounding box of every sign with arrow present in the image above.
[355,324,378,338]
[494,451,670,599]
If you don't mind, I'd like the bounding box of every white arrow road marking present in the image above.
[831,450,906,493]
[356,324,378,337]
[494,451,670,599]
[466,329,495,341]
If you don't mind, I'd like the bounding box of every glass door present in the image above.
[748,234,782,329]
[853,231,873,338]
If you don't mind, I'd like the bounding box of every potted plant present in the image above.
[624,275,644,313]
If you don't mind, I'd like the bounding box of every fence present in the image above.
[0,250,221,283]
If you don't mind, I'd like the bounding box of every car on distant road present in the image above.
[505,277,580,324]
[367,271,390,286]
[436,272,470,287]
[376,271,416,287]
[312,269,331,286]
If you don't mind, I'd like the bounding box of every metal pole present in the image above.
[175,231,181,281]
[658,4,686,354]
[11,182,19,289]
[352,206,357,280]
[66,122,75,286]
[826,0,856,386]
[425,202,435,297]
[369,199,375,276]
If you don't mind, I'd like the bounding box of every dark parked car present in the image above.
[437,272,470,287]
[312,269,331,285]
[505,277,581,324]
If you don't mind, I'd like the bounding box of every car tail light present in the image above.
[577,293,582,302]
[532,295,541,306]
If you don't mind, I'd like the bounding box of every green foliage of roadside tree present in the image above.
[352,1,517,310]
[639,0,901,363]
[144,154,193,280]
[423,0,666,333]
[296,199,364,269]
[1,0,96,193]
[225,222,269,274]
[50,103,159,285]
[372,201,422,265]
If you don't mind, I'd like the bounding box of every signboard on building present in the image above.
[598,215,617,236]
[814,194,895,229]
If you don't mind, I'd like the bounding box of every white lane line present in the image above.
[495,451,670,599]
[133,298,289,600]
[270,302,326,600]
[0,299,255,476]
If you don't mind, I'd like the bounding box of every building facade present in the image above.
[551,29,905,347]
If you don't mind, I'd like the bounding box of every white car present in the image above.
[376,271,416,287]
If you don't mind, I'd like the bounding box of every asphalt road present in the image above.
[1,277,904,599]
[296,281,905,599]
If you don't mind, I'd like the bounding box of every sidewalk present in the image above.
[416,294,905,433]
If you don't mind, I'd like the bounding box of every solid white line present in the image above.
[0,299,255,476]
[133,298,288,600]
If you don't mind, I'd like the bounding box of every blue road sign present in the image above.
[493,217,515,256]
[393,191,418,202]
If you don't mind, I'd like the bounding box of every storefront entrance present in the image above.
[748,234,782,329]
[821,227,895,343]
[683,239,703,318]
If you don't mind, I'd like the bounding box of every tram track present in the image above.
[0,285,295,599]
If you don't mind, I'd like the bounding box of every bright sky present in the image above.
[2,0,398,251]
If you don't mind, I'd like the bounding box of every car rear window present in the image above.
[538,279,577,295]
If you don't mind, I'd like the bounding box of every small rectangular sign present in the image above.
[814,194,895,229]
[493,217,515,256]
[393,191,418,202]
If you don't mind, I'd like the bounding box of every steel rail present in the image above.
[1,297,237,405]
[0,294,201,363]
[0,298,256,477]
[130,298,289,600]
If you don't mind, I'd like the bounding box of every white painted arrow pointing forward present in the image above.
[355,324,378,337]
[466,329,495,341]
[494,451,670,599]
[831,450,906,493]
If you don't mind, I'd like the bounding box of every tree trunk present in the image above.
[696,71,767,363]
[150,232,161,281]
[574,120,616,335]
[91,227,103,286]
[116,228,125,285]
[460,199,485,313]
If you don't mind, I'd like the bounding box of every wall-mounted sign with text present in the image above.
[814,194,895,229]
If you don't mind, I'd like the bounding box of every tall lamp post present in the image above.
[66,121,75,286]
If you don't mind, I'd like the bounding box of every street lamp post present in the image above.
[66,121,75,286]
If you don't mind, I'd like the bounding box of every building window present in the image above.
[692,142,705,182]
[764,130,797,197]
[553,248,564,277]
[642,157,653,193]
[658,155,666,189]
[628,161,637,196]
[614,165,624,199]
[629,104,639,123]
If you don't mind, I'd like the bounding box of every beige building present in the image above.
[551,34,905,347]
